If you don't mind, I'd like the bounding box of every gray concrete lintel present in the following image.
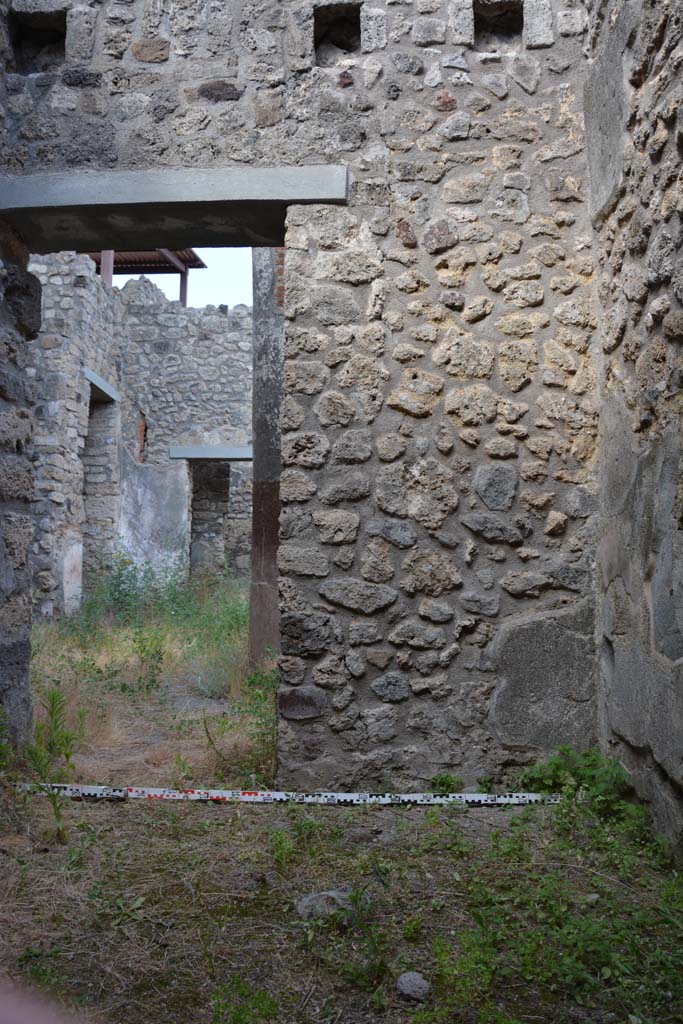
[169,444,254,462]
[0,165,350,252]
[84,367,121,403]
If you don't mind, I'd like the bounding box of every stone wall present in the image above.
[585,0,683,849]
[1,0,603,789]
[27,254,253,616]
[0,224,38,746]
[118,277,253,577]
[4,0,681,833]
[277,3,601,790]
[28,252,120,616]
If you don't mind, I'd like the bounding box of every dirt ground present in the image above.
[7,580,683,1024]
[1,788,682,1024]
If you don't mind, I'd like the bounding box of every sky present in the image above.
[113,247,253,308]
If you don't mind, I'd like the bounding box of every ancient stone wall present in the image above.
[27,254,253,616]
[586,0,683,849]
[27,252,121,616]
[0,0,604,788]
[0,224,37,746]
[278,2,601,790]
[118,278,253,577]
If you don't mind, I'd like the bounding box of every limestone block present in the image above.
[523,0,554,48]
[361,7,387,52]
[319,577,399,613]
[447,0,474,46]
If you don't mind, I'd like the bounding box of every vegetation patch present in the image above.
[29,556,276,789]
[2,743,682,1023]
[3,575,682,1023]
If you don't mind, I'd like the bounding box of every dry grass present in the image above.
[1,793,682,1024]
[5,568,683,1024]
[29,568,276,789]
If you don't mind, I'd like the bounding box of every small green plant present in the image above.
[520,747,630,817]
[403,914,425,942]
[172,752,193,788]
[17,946,62,990]
[271,828,296,873]
[26,687,76,842]
[65,822,97,871]
[431,773,464,795]
[477,774,494,793]
[205,668,279,785]
[342,927,390,990]
[110,894,146,928]
[132,626,164,692]
[211,976,278,1024]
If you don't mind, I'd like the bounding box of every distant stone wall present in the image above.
[586,0,683,851]
[27,253,121,617]
[118,278,253,577]
[27,255,253,616]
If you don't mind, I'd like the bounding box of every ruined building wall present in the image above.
[278,3,600,790]
[585,0,683,848]
[118,279,253,577]
[0,225,37,746]
[0,0,603,788]
[27,252,121,616]
[27,255,253,616]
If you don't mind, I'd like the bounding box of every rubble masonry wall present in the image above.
[586,0,683,848]
[27,253,253,616]
[2,0,681,842]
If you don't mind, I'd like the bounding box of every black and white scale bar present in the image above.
[26,783,561,807]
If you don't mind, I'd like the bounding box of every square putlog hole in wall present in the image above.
[314,2,361,67]
[473,0,523,49]
[9,7,67,74]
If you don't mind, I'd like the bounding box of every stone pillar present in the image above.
[249,247,284,666]
[0,224,40,746]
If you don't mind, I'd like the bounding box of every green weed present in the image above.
[132,626,165,692]
[271,828,296,873]
[402,914,425,941]
[205,668,278,784]
[211,976,278,1024]
[431,773,464,794]
[26,687,76,842]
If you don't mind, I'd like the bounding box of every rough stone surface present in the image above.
[490,601,596,750]
[26,256,253,617]
[296,890,354,921]
[3,0,679,847]
[397,972,431,1002]
[585,0,683,853]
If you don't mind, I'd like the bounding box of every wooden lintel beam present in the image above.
[156,247,186,274]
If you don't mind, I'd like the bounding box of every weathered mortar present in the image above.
[585,0,683,852]
[26,254,253,615]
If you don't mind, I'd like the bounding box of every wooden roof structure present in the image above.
[89,248,206,275]
[91,248,207,306]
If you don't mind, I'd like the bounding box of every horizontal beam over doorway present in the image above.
[169,445,254,462]
[0,165,349,252]
[84,367,121,403]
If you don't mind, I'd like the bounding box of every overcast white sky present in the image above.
[113,247,253,308]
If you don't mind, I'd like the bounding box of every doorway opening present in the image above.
[5,161,346,789]
[81,384,120,594]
